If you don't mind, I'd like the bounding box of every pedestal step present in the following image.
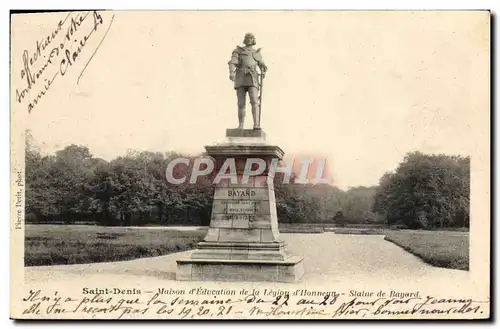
[191,241,290,261]
[176,256,304,283]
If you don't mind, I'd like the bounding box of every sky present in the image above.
[10,11,490,189]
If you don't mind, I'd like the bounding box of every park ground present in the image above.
[24,225,206,266]
[25,224,469,271]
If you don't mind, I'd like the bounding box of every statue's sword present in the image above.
[258,73,264,127]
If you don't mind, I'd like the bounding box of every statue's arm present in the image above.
[228,50,239,76]
[255,49,267,75]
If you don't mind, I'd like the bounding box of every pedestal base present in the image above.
[176,256,304,283]
[175,132,304,283]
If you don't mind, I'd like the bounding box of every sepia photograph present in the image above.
[9,10,490,320]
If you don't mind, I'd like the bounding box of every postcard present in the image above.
[10,10,490,320]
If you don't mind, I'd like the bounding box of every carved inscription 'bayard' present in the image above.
[228,189,256,197]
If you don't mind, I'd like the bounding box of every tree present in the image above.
[341,186,379,223]
[372,151,470,229]
[25,130,55,221]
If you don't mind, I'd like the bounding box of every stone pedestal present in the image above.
[176,129,303,283]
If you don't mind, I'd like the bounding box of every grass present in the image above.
[384,230,469,271]
[25,225,207,266]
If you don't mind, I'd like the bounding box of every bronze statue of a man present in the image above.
[228,33,267,130]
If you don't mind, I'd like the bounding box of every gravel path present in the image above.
[24,233,469,288]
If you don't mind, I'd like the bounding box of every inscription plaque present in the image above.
[227,214,256,221]
[227,200,257,214]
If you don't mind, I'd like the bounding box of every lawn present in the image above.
[25,225,207,266]
[384,230,469,271]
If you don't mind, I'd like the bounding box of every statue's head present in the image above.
[243,33,256,46]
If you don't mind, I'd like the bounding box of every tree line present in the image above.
[25,133,469,229]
